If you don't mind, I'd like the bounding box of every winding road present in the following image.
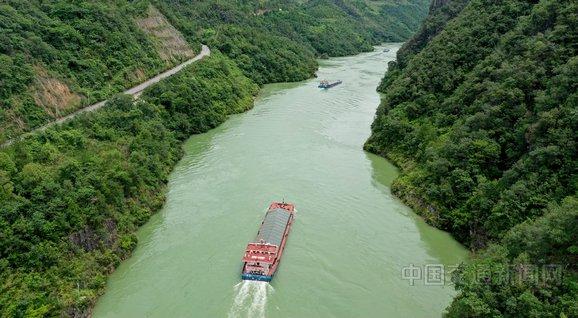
[1,45,211,148]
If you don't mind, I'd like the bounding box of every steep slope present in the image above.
[0,0,431,144]
[366,0,577,316]
[0,0,432,316]
[0,53,258,318]
[135,5,196,64]
[379,0,469,79]
[0,1,187,143]
[153,0,431,83]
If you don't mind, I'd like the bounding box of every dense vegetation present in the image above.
[0,0,432,316]
[153,0,429,83]
[378,0,469,80]
[0,54,257,317]
[366,0,578,316]
[0,0,169,142]
[0,0,429,143]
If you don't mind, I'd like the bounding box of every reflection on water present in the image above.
[368,152,467,265]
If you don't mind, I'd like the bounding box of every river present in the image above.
[93,43,468,318]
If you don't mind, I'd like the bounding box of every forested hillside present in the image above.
[366,0,578,316]
[0,0,431,316]
[0,0,429,143]
[0,53,258,317]
[0,1,172,144]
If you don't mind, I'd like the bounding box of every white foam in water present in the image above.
[229,281,274,318]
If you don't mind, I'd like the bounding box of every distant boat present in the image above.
[318,80,342,89]
[241,202,295,282]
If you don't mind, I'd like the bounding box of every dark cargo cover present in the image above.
[255,208,291,247]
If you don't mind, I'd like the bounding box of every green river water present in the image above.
[93,43,468,318]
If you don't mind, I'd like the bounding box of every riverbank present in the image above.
[93,44,467,318]
[366,0,578,316]
[0,53,257,317]
[0,1,438,315]
[0,0,431,146]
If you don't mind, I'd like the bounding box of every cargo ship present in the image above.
[318,80,342,89]
[241,202,295,282]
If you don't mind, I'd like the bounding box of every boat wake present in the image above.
[228,281,274,318]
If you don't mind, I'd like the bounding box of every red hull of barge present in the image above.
[241,202,295,282]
